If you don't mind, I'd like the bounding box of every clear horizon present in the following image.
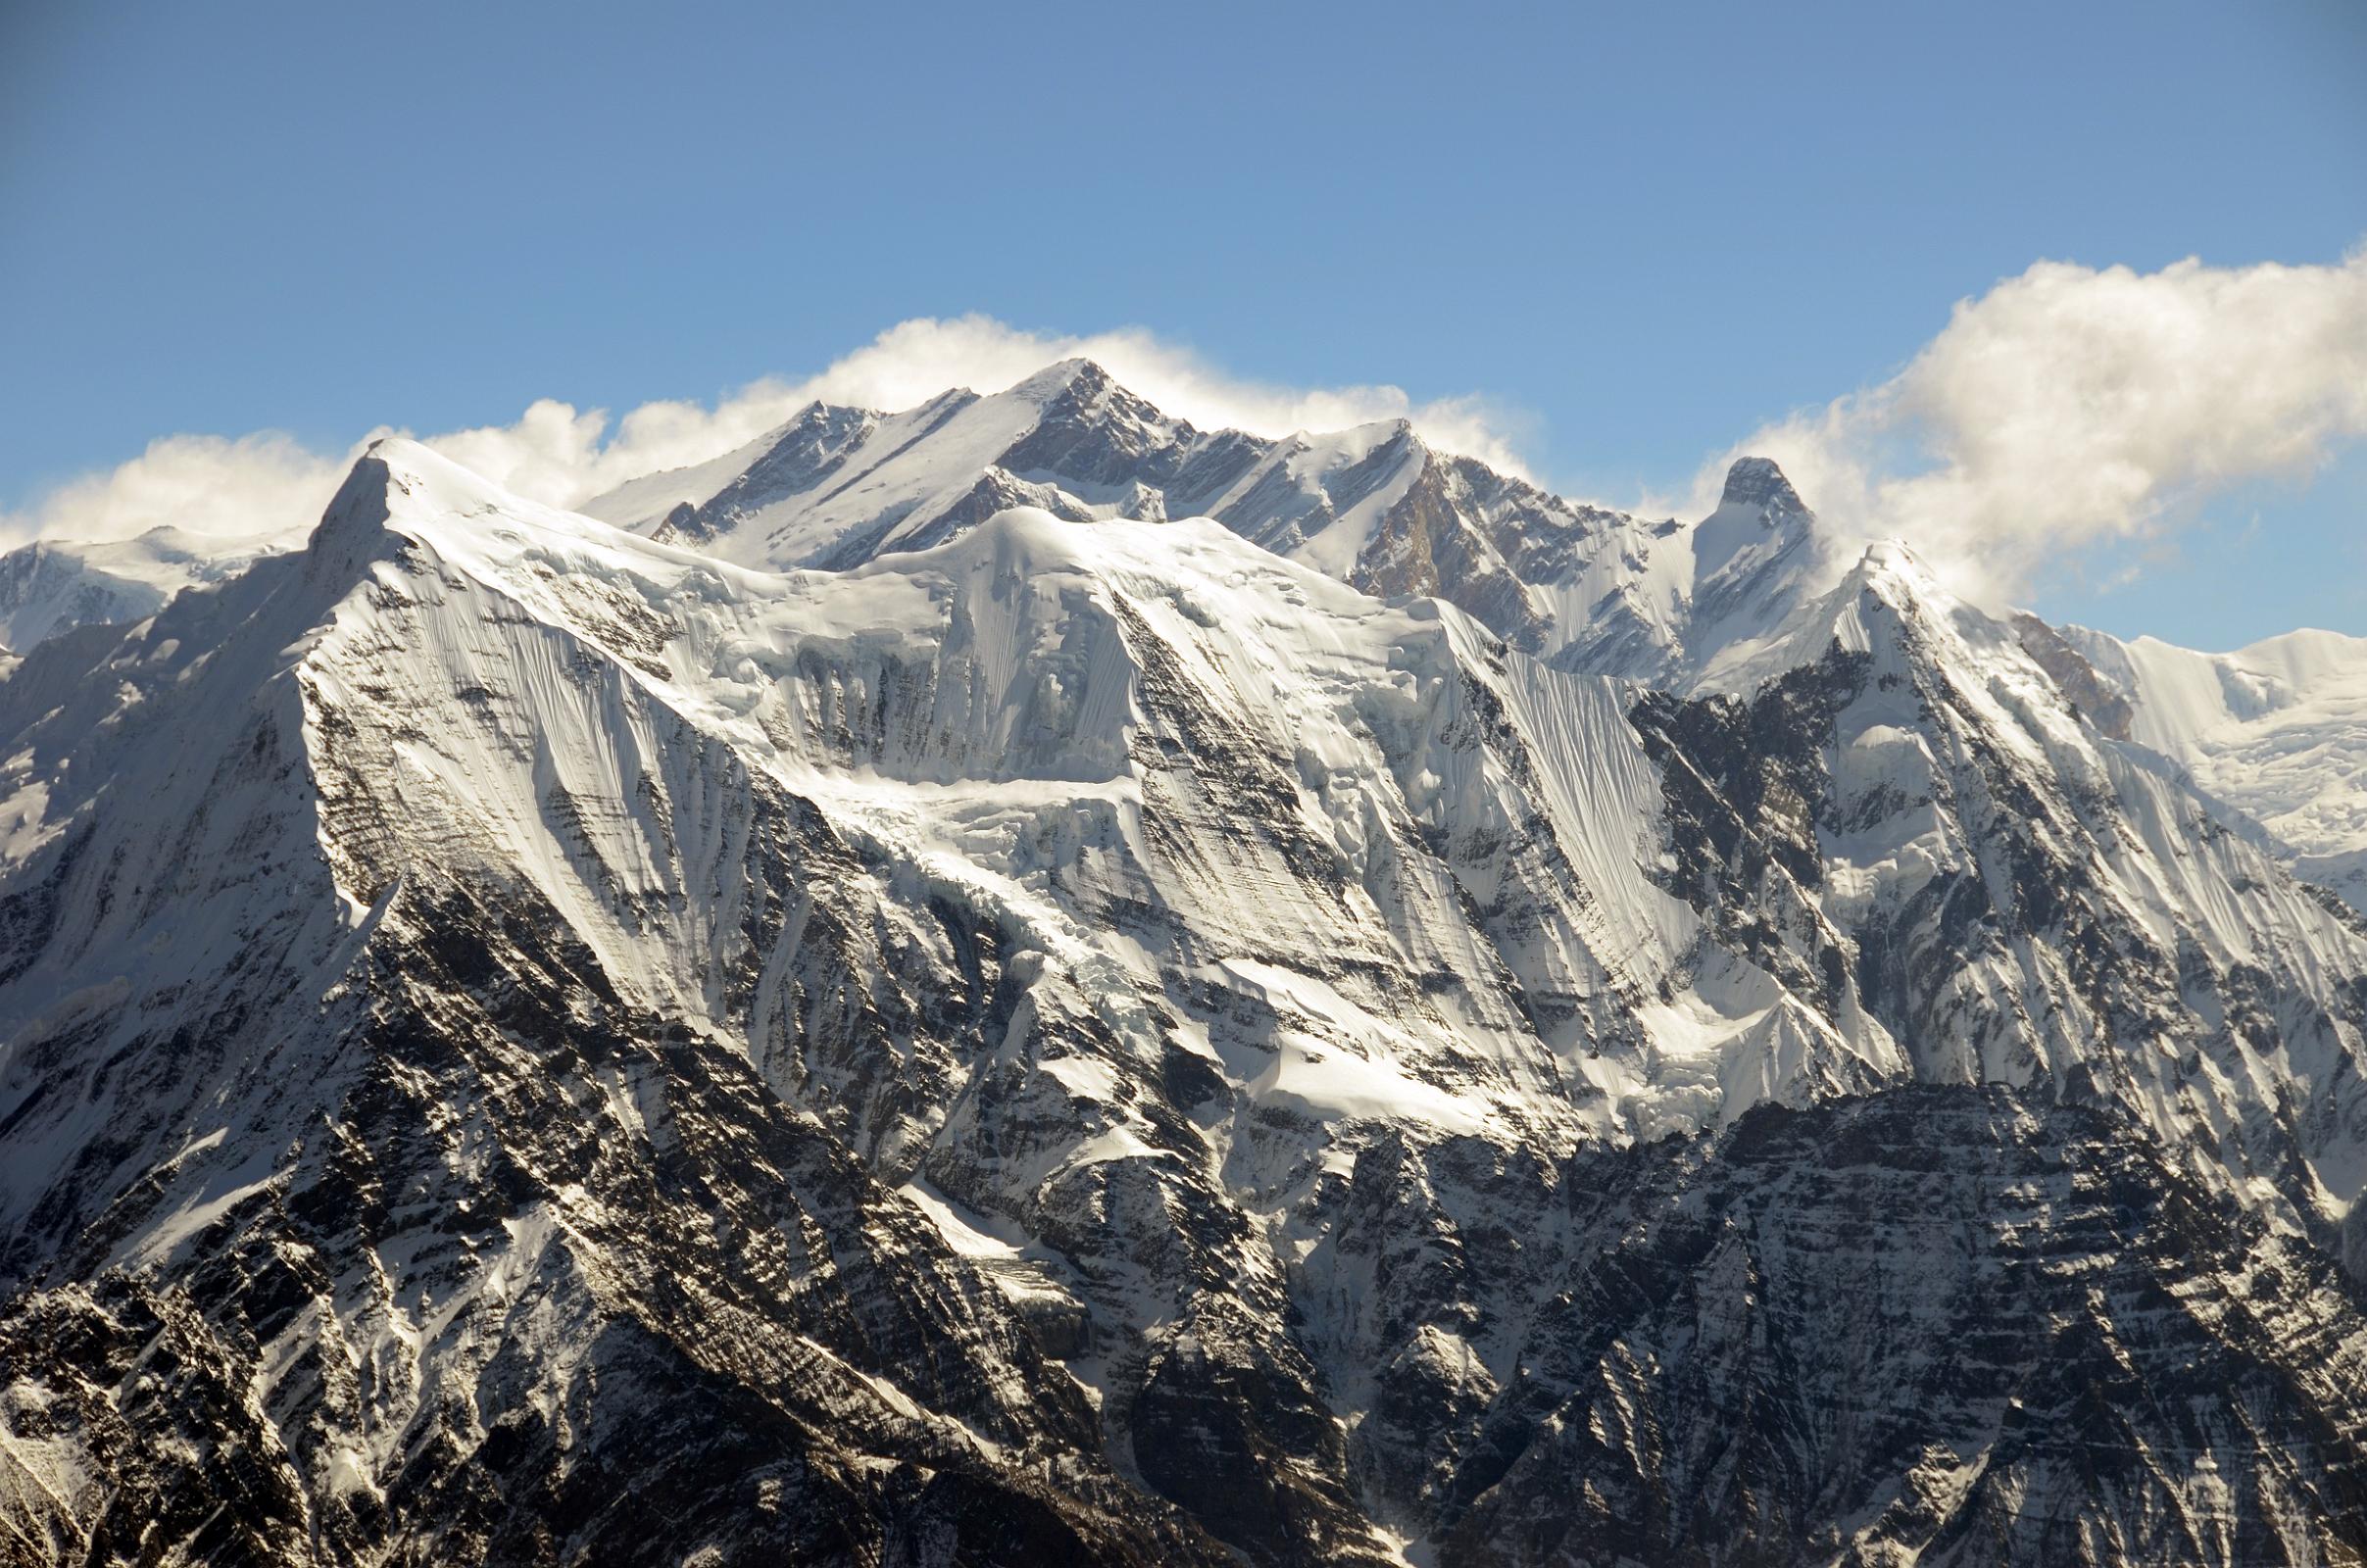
[3,0,2361,650]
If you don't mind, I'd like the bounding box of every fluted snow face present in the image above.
[1,416,2365,1566]
[2051,619,2367,914]
[265,443,1898,1154]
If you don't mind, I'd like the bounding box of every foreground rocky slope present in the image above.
[1,424,2364,1565]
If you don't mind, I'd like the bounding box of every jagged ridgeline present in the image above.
[1,365,2365,1567]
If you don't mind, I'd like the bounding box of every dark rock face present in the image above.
[0,862,1234,1567]
[2013,612,2137,740]
[1631,652,1870,1026]
[1431,1089,2367,1566]
[997,361,1202,494]
[681,398,888,542]
[1282,1087,2367,1566]
[1718,454,1809,514]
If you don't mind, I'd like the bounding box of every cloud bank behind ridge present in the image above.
[0,320,1535,558]
[7,252,2363,620]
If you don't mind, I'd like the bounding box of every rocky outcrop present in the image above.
[2013,611,2136,739]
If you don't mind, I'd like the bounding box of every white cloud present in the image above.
[0,431,360,552]
[1712,249,2367,603]
[0,317,1532,549]
[794,318,1536,476]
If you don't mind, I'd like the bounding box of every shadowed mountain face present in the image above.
[1,415,2365,1566]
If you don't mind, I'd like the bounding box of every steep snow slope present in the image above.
[0,525,295,651]
[2053,621,2367,913]
[316,443,1901,1147]
[3,440,2366,1565]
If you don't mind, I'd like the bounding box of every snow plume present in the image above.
[1,318,1532,549]
[1714,249,2367,603]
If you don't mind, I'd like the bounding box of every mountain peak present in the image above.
[1833,537,1957,618]
[1719,455,1808,514]
[301,446,406,580]
[310,439,528,573]
[1693,457,1818,589]
[1852,536,1950,588]
[1007,356,1115,404]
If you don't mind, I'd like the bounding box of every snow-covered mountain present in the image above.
[0,525,296,652]
[580,358,1836,674]
[2042,620,2367,914]
[3,377,2366,1567]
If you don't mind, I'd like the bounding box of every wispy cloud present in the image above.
[0,431,358,551]
[0,317,1533,549]
[1708,249,2367,603]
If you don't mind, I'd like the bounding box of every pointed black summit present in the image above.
[1719,456,1809,516]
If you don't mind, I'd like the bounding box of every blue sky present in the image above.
[3,0,2361,646]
